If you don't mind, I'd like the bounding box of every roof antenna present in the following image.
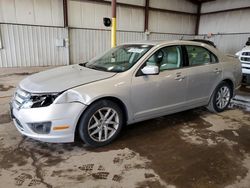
[180,36,184,40]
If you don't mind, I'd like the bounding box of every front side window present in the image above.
[186,45,218,66]
[145,46,182,72]
[85,44,152,72]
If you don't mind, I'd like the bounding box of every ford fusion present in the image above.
[10,40,242,147]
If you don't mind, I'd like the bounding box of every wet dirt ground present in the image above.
[0,67,250,188]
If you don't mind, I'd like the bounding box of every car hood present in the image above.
[242,46,250,52]
[19,65,116,93]
[237,46,250,53]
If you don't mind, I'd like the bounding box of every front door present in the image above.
[131,45,188,120]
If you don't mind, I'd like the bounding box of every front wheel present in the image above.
[78,100,124,147]
[207,82,232,113]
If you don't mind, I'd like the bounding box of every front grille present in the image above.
[242,52,250,56]
[241,57,250,62]
[13,88,31,110]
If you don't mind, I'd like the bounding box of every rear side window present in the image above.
[186,45,218,66]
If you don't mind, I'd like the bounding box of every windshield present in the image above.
[85,44,152,72]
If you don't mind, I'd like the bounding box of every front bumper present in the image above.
[242,62,250,74]
[11,102,86,143]
[242,68,250,75]
[242,73,250,84]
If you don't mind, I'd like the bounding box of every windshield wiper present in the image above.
[88,65,108,72]
[79,62,87,67]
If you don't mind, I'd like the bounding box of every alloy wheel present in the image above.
[216,86,230,109]
[87,107,120,142]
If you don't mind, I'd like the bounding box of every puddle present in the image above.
[0,84,14,92]
[95,109,249,188]
[0,106,250,188]
[0,113,11,124]
[0,72,37,78]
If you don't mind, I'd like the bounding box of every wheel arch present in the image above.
[207,78,234,112]
[74,96,128,140]
[208,78,234,104]
[221,78,234,94]
[95,96,129,123]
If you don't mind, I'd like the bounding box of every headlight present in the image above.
[22,93,59,109]
[17,89,85,109]
[54,90,86,104]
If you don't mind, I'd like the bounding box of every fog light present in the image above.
[28,122,51,134]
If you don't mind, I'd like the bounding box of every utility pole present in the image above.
[195,2,201,35]
[111,0,117,48]
[144,0,149,40]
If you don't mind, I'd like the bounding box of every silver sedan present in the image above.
[10,40,242,147]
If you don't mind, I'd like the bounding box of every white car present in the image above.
[236,44,250,84]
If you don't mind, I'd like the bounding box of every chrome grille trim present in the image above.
[241,57,250,62]
[242,52,250,56]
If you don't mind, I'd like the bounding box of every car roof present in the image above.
[241,46,250,51]
[122,40,164,46]
[122,40,221,57]
[190,39,216,48]
[123,40,215,49]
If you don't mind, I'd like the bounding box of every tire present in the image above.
[207,81,233,113]
[78,100,124,147]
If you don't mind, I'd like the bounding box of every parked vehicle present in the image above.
[236,38,250,84]
[10,40,242,147]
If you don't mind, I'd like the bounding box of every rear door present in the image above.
[184,45,222,105]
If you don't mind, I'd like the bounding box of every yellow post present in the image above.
[111,0,116,48]
[111,17,116,48]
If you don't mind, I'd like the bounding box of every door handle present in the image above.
[213,68,222,74]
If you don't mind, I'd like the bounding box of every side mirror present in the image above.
[141,65,159,75]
